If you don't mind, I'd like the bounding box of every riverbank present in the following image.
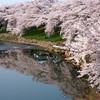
[0,33,89,67]
[0,33,65,54]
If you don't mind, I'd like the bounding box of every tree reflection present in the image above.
[0,49,95,100]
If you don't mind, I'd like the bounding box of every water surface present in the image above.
[0,42,89,100]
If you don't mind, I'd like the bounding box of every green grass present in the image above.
[0,33,18,41]
[23,26,63,42]
[0,29,9,34]
[0,27,64,43]
[0,29,17,40]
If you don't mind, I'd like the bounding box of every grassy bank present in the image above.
[0,27,65,53]
[23,26,63,42]
[0,27,64,43]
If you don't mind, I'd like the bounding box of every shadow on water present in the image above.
[0,42,98,100]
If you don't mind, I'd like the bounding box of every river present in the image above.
[0,42,97,100]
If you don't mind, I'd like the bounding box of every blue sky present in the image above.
[0,0,66,5]
[0,0,33,5]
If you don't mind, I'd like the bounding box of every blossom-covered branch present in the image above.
[0,0,100,90]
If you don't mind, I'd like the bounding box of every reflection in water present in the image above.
[0,48,90,100]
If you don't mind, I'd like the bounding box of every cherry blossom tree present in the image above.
[0,0,100,90]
